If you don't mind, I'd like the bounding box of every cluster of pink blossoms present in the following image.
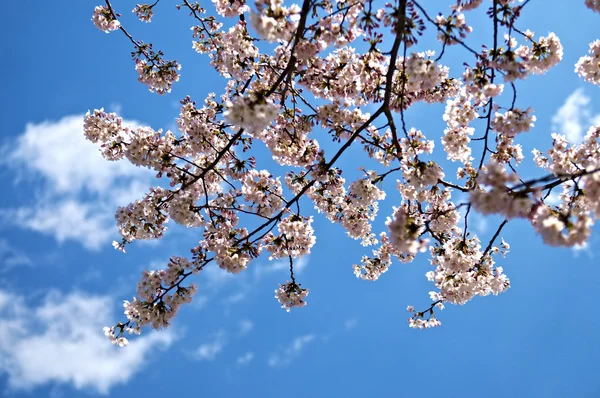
[212,0,249,17]
[92,6,120,33]
[103,256,201,344]
[224,95,279,134]
[250,0,301,42]
[135,59,181,95]
[275,282,309,312]
[452,0,484,12]
[86,0,600,345]
[385,204,427,256]
[435,12,472,45]
[575,40,600,86]
[586,0,600,13]
[241,170,284,217]
[133,4,154,22]
[490,32,563,81]
[266,215,317,259]
[123,257,199,330]
[103,327,130,347]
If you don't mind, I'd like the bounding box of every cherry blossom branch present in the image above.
[104,0,158,66]
[87,0,600,344]
[480,219,508,260]
[264,0,312,98]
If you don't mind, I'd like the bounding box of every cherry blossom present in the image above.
[275,281,309,312]
[223,94,279,135]
[575,40,600,87]
[86,0,600,344]
[585,0,600,13]
[133,4,154,22]
[135,59,181,95]
[92,5,120,33]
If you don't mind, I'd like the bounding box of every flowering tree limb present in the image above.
[87,0,600,344]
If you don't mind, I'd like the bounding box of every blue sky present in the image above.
[1,1,600,397]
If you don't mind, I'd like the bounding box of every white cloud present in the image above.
[2,114,152,250]
[108,103,123,114]
[344,318,359,330]
[471,212,488,235]
[9,115,147,194]
[190,295,209,311]
[0,240,32,271]
[203,263,236,286]
[572,239,595,259]
[552,88,600,144]
[0,289,174,395]
[193,342,223,361]
[225,292,246,304]
[254,256,309,278]
[191,331,226,361]
[8,201,113,251]
[236,352,254,365]
[268,334,315,368]
[239,319,254,336]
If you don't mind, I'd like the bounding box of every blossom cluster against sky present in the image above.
[1,1,600,397]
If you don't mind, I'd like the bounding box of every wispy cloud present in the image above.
[268,334,315,368]
[344,318,359,330]
[0,289,174,395]
[238,319,254,336]
[225,291,246,304]
[471,212,488,235]
[190,319,254,363]
[1,114,152,250]
[254,256,309,278]
[6,201,114,251]
[191,331,226,361]
[552,88,600,144]
[0,240,32,272]
[193,341,224,361]
[236,352,254,365]
[190,295,209,311]
[203,264,236,286]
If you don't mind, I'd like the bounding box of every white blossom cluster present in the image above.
[223,95,279,135]
[212,0,249,17]
[491,32,563,81]
[249,0,301,43]
[266,215,316,259]
[103,326,130,347]
[133,4,154,22]
[92,6,120,33]
[242,170,284,217]
[435,13,472,45]
[115,188,170,243]
[427,236,510,306]
[349,178,386,207]
[385,204,427,256]
[585,0,600,13]
[83,108,128,160]
[201,219,254,274]
[452,0,484,12]
[135,59,181,95]
[442,89,477,163]
[274,281,309,312]
[122,257,199,330]
[103,256,201,344]
[575,40,600,87]
[470,162,533,219]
